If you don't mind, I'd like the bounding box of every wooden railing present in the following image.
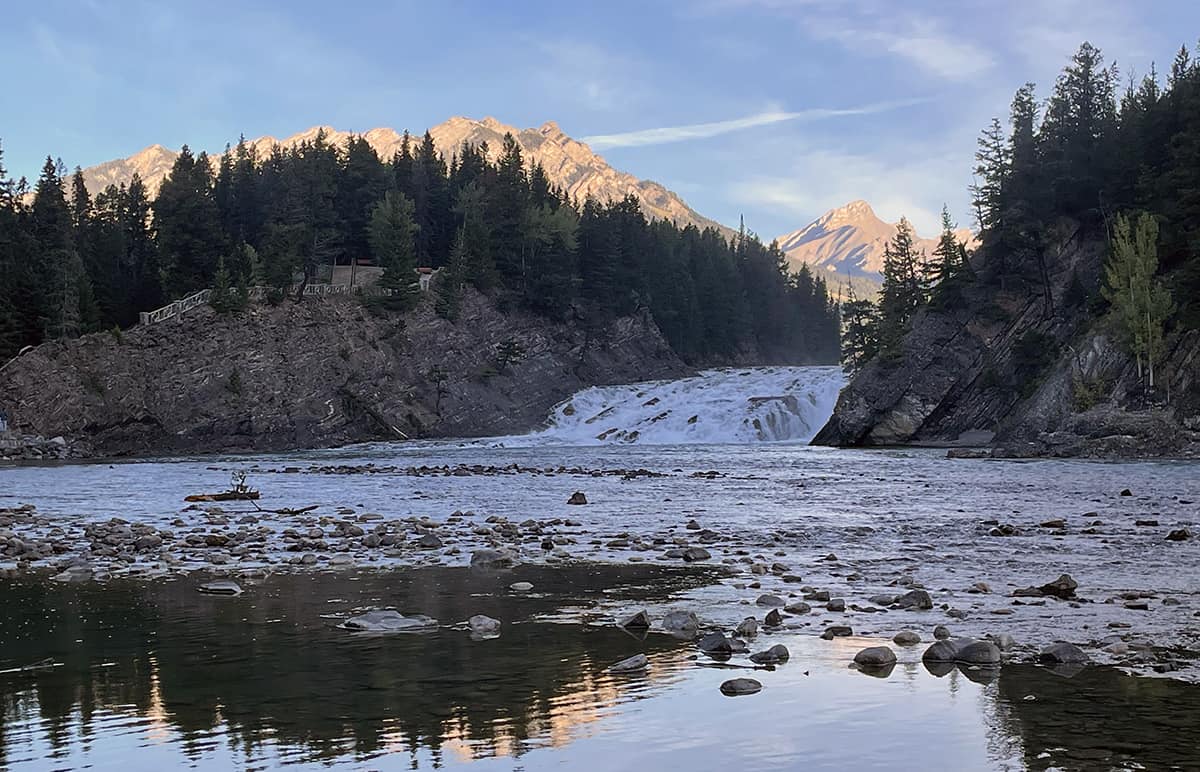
[137,283,397,327]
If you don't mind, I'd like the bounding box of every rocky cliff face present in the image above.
[813,227,1200,457]
[0,293,687,458]
[76,117,732,237]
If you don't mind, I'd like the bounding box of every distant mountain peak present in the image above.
[776,201,975,282]
[73,117,731,238]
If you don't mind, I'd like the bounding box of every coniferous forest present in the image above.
[0,131,840,365]
[841,41,1200,383]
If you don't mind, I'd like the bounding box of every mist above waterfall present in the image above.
[504,367,845,446]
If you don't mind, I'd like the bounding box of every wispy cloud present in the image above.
[581,100,925,149]
[694,0,995,82]
[730,141,971,235]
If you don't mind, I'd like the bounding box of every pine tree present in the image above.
[436,225,469,320]
[877,218,924,356]
[840,282,880,374]
[209,255,234,313]
[155,145,226,295]
[368,190,420,310]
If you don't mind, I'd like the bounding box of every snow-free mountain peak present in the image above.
[776,202,974,283]
[74,117,732,238]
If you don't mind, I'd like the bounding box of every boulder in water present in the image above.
[567,491,588,505]
[343,610,437,632]
[621,610,651,630]
[509,581,534,592]
[735,617,758,638]
[198,579,242,596]
[1039,574,1078,599]
[720,678,762,696]
[756,594,785,607]
[468,615,501,636]
[470,548,518,568]
[893,630,921,646]
[607,654,648,673]
[820,625,852,640]
[662,610,699,633]
[682,547,711,562]
[698,631,733,654]
[854,646,897,668]
[749,644,790,664]
[895,589,933,610]
[1039,642,1090,665]
[764,609,784,627]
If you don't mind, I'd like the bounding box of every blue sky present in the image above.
[3,0,1198,237]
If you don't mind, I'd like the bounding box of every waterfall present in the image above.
[510,366,845,446]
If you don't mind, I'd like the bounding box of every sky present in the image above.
[3,0,1199,238]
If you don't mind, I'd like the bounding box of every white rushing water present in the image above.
[509,366,845,446]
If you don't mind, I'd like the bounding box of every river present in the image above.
[1,366,1198,770]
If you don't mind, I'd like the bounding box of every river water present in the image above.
[1,367,1199,770]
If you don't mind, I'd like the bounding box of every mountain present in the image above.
[76,117,733,237]
[774,200,975,284]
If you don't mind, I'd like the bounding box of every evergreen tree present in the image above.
[928,206,973,308]
[155,146,226,295]
[877,218,924,356]
[368,190,420,310]
[840,282,880,374]
[436,225,469,321]
[209,255,235,313]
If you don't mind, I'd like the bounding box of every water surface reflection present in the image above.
[2,567,1198,771]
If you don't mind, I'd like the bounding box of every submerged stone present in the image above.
[343,610,437,632]
[197,580,243,596]
[607,654,648,673]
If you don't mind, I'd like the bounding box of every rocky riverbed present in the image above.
[3,439,1198,684]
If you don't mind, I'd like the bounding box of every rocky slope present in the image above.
[0,292,687,458]
[79,117,732,237]
[813,225,1200,458]
[775,200,975,286]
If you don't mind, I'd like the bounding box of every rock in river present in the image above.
[698,631,733,654]
[1039,642,1090,665]
[416,534,443,549]
[468,614,501,636]
[820,625,853,640]
[1167,528,1192,542]
[756,594,785,607]
[955,640,1002,665]
[735,617,758,637]
[509,581,534,592]
[470,548,518,568]
[1039,574,1078,599]
[608,654,648,673]
[933,625,951,640]
[764,609,784,627]
[197,580,243,596]
[621,610,651,630]
[682,547,711,562]
[567,491,588,505]
[720,678,762,696]
[784,601,811,615]
[893,630,922,646]
[854,646,898,667]
[749,644,790,664]
[922,639,1000,665]
[343,610,438,632]
[662,610,699,633]
[895,589,933,610]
